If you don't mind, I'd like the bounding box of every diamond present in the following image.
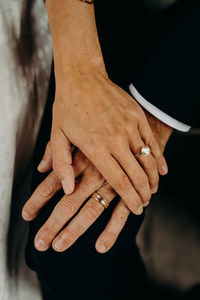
[141,146,150,156]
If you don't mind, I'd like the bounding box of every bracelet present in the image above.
[80,0,94,4]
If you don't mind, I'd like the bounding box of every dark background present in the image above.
[137,129,200,297]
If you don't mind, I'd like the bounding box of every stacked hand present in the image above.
[42,72,167,211]
[23,0,172,254]
[22,105,172,253]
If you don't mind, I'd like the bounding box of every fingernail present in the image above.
[22,211,32,221]
[35,239,48,251]
[160,165,168,175]
[97,243,106,253]
[54,239,63,251]
[61,180,73,195]
[136,205,143,214]
[37,160,47,171]
[152,185,158,194]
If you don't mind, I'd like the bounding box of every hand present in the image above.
[145,111,173,153]
[96,114,173,253]
[45,0,168,214]
[23,146,150,254]
[22,111,171,254]
[50,71,168,214]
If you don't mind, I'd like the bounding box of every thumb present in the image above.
[51,129,75,195]
[37,141,53,173]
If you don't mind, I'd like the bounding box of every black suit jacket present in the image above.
[94,0,200,128]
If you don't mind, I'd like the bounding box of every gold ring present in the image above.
[135,146,151,158]
[91,192,109,209]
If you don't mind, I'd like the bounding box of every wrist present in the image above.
[54,51,106,80]
[54,63,109,105]
[46,0,105,79]
[145,110,173,152]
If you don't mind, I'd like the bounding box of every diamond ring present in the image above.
[135,146,151,158]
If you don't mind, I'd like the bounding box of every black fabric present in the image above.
[95,0,200,127]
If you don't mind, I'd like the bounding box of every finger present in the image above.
[129,131,159,193]
[111,137,152,205]
[52,184,116,252]
[22,171,62,221]
[88,150,144,214]
[37,141,52,173]
[73,150,90,174]
[34,165,105,251]
[95,200,130,253]
[51,129,75,195]
[22,151,90,221]
[139,119,168,176]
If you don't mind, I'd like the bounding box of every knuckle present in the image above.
[111,132,123,144]
[144,191,151,203]
[89,138,107,156]
[96,144,107,157]
[52,160,59,171]
[51,171,59,181]
[154,149,164,161]
[82,205,100,220]
[116,212,128,225]
[152,175,159,187]
[58,199,76,214]
[139,188,151,204]
[37,181,54,198]
[129,196,142,213]
[115,174,129,191]
[148,172,159,188]
[65,227,78,240]
[148,174,159,189]
[103,120,115,134]
[129,105,143,120]
[104,231,116,244]
[148,139,155,150]
[52,161,65,178]
[90,168,103,182]
[135,173,148,190]
[42,225,56,237]
[147,158,157,172]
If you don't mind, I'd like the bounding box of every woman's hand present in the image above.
[45,0,168,215]
[22,148,148,253]
[51,72,167,214]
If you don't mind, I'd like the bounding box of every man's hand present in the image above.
[22,148,128,253]
[145,111,173,153]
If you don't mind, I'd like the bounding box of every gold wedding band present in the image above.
[92,192,109,209]
[135,146,151,158]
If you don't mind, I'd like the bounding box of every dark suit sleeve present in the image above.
[133,0,200,128]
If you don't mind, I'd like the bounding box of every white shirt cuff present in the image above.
[129,83,191,132]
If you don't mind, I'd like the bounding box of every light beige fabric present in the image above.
[0,0,52,299]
